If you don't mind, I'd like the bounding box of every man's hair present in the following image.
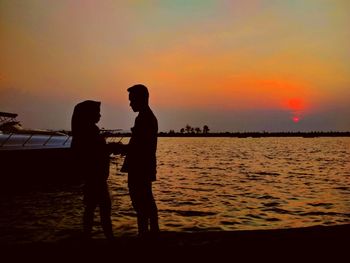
[127,84,149,100]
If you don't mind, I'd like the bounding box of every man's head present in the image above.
[127,84,149,112]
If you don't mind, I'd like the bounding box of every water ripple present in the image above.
[110,137,350,232]
[161,209,217,217]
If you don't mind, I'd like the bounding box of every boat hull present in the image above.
[0,147,82,191]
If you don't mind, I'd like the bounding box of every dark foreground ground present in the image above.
[1,224,349,262]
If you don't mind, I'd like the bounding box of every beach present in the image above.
[1,224,349,261]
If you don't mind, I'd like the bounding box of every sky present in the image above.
[1,0,349,132]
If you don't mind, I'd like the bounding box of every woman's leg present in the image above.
[99,182,114,239]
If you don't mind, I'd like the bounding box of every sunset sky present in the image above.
[1,0,349,132]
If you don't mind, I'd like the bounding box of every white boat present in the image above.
[0,112,123,190]
[0,112,71,150]
[0,112,77,189]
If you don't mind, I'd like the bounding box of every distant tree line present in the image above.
[175,124,210,134]
[58,128,350,138]
[157,130,350,138]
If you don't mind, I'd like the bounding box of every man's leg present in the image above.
[146,183,159,233]
[129,183,149,236]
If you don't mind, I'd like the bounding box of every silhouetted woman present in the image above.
[71,100,114,240]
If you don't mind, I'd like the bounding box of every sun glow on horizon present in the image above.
[285,98,306,124]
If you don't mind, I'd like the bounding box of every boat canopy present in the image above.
[0,112,18,118]
[0,112,18,125]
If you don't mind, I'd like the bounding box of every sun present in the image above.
[292,116,300,123]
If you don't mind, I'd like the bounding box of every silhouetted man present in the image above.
[121,84,160,237]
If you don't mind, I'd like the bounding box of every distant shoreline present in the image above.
[103,131,350,138]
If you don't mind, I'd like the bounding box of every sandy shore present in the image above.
[1,224,349,261]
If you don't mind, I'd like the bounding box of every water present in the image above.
[1,137,349,242]
[110,137,350,233]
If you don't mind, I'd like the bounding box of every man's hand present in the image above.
[108,142,127,155]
